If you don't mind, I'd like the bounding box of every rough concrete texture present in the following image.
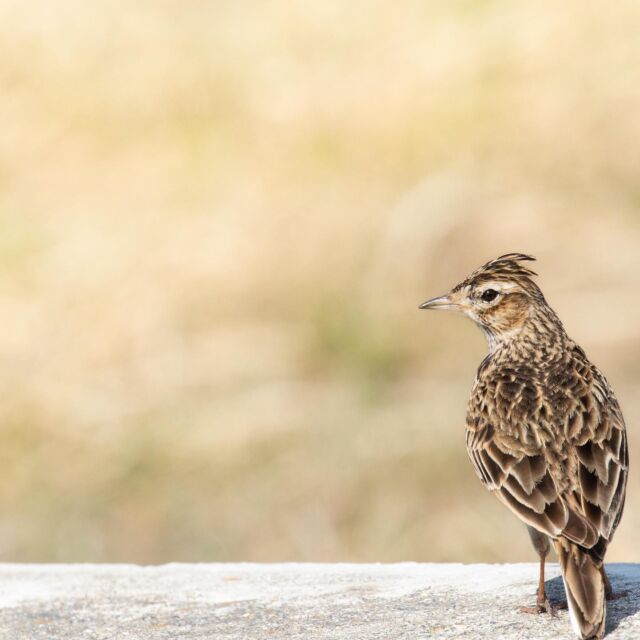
[0,563,638,639]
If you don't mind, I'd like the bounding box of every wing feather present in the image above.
[467,424,571,538]
[466,392,627,554]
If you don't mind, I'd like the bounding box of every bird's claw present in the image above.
[519,598,567,617]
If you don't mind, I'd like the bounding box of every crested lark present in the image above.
[420,254,628,640]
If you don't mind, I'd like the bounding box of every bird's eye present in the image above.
[480,289,499,302]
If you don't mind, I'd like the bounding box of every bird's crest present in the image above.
[451,253,536,289]
[471,253,537,280]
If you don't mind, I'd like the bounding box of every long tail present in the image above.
[555,539,606,640]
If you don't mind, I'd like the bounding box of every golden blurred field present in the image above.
[0,1,639,563]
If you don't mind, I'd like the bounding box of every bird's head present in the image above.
[420,253,545,347]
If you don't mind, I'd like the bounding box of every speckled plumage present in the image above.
[420,254,629,640]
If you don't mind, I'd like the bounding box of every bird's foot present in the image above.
[519,598,567,617]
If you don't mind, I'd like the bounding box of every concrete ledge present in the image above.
[0,563,638,639]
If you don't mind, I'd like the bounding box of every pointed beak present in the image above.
[418,294,456,310]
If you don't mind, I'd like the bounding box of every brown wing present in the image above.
[466,423,582,542]
[466,386,628,556]
[571,384,628,558]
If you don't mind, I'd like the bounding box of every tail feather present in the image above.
[556,540,606,640]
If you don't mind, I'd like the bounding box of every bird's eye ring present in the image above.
[480,289,499,302]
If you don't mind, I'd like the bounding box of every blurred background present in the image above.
[0,1,638,564]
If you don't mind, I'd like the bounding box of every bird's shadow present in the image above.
[545,563,640,636]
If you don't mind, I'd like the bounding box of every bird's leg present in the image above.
[601,566,628,601]
[521,554,552,614]
[520,554,568,615]
[603,566,613,600]
[520,527,568,615]
[536,553,548,610]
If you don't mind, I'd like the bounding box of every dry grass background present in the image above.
[0,1,639,563]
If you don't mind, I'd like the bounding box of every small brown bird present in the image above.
[420,254,628,640]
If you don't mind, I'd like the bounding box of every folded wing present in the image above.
[465,392,628,557]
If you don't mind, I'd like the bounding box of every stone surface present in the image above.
[0,563,638,639]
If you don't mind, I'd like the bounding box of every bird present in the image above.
[419,253,628,640]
